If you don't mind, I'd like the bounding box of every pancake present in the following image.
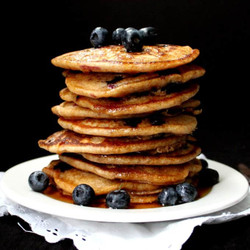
[163,99,202,116]
[59,83,199,117]
[57,114,197,137]
[51,102,145,119]
[38,130,187,154]
[59,154,201,185]
[52,99,201,119]
[51,45,200,73]
[64,64,205,98]
[82,143,201,165]
[43,160,162,196]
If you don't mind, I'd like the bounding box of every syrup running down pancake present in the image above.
[43,160,162,196]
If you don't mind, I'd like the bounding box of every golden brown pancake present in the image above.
[82,143,201,165]
[59,83,199,117]
[57,114,197,137]
[51,45,200,73]
[38,130,187,154]
[59,154,202,185]
[43,160,162,195]
[64,64,205,98]
[163,99,202,116]
[52,99,201,119]
[51,102,144,119]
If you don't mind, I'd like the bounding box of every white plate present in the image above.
[1,155,249,223]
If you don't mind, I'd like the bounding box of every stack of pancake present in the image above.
[38,44,205,207]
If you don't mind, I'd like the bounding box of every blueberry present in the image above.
[106,75,124,85]
[123,117,142,127]
[122,28,143,52]
[199,168,219,187]
[139,27,158,45]
[148,114,165,125]
[72,184,95,206]
[158,187,178,206]
[28,171,49,192]
[176,182,198,203]
[112,28,125,45]
[106,190,130,209]
[200,159,209,170]
[90,27,109,48]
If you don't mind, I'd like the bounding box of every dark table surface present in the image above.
[0,214,249,250]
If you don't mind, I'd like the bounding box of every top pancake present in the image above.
[51,45,200,73]
[64,64,205,98]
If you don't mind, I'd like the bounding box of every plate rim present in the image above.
[1,155,249,223]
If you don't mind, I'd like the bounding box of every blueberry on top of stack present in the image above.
[34,27,219,209]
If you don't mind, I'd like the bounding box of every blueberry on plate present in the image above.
[200,159,209,170]
[90,27,109,48]
[158,187,178,206]
[28,171,49,192]
[106,189,130,209]
[139,27,158,45]
[72,184,95,206]
[122,27,143,52]
[112,28,125,45]
[199,168,219,187]
[176,182,198,203]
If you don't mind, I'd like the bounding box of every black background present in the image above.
[1,1,250,249]
[2,0,249,169]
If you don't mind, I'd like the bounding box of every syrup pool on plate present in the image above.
[43,184,212,209]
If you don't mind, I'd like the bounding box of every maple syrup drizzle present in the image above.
[43,185,212,209]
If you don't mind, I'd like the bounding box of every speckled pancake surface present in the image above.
[59,83,199,117]
[57,114,197,137]
[52,99,201,119]
[82,143,201,165]
[38,130,187,154]
[64,64,205,98]
[59,154,202,185]
[51,102,145,119]
[51,45,200,73]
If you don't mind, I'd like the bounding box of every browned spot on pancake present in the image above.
[80,65,101,72]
